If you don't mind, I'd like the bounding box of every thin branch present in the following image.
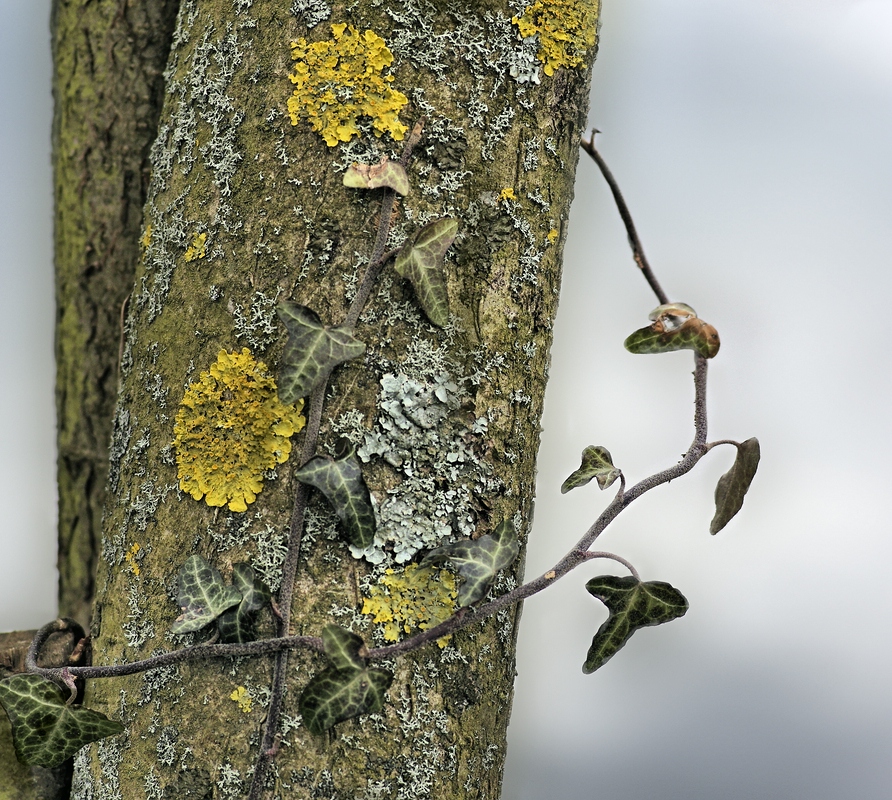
[25,619,324,683]
[580,130,670,306]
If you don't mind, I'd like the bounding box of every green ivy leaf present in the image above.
[343,158,410,195]
[421,520,519,607]
[0,674,123,767]
[170,555,242,634]
[624,303,720,359]
[583,576,689,674]
[561,446,622,493]
[277,302,367,403]
[216,564,270,644]
[393,218,458,327]
[710,437,760,534]
[321,624,367,672]
[298,665,393,736]
[295,455,376,548]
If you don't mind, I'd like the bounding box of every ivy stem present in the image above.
[577,551,641,580]
[580,130,670,306]
[249,121,425,800]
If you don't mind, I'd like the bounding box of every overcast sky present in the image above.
[2,1,892,798]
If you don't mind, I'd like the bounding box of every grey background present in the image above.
[2,1,891,798]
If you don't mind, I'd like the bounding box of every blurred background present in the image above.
[2,1,891,798]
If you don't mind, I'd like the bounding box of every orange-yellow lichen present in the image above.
[140,225,152,250]
[173,349,305,513]
[124,542,141,576]
[547,228,559,244]
[362,564,458,648]
[184,232,207,262]
[512,0,599,77]
[499,187,517,203]
[287,23,408,147]
[229,685,253,713]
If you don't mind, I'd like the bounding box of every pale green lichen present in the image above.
[173,348,305,512]
[512,0,600,77]
[287,23,408,146]
[362,564,457,647]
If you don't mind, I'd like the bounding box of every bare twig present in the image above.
[580,130,670,306]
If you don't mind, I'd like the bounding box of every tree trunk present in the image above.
[55,1,601,797]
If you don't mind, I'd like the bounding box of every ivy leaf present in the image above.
[295,455,376,548]
[393,218,458,327]
[298,665,393,736]
[216,564,271,644]
[277,302,366,404]
[321,624,367,671]
[421,520,519,607]
[561,446,622,493]
[0,674,123,767]
[170,555,242,634]
[343,158,410,195]
[583,576,689,674]
[624,303,720,359]
[710,437,760,534]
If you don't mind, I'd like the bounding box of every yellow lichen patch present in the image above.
[229,685,252,714]
[184,232,208,262]
[362,564,458,648]
[547,228,559,244]
[140,225,152,250]
[173,348,306,513]
[499,187,517,203]
[287,24,408,147]
[512,0,599,77]
[124,542,141,576]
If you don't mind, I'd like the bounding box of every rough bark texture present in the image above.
[62,1,600,798]
[52,0,181,627]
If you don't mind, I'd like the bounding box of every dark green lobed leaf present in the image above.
[394,218,458,327]
[710,437,760,534]
[422,520,519,607]
[321,624,367,672]
[583,576,689,674]
[277,302,366,404]
[298,666,393,735]
[216,564,271,644]
[295,455,376,548]
[171,555,242,634]
[561,445,622,493]
[624,317,720,359]
[0,674,123,767]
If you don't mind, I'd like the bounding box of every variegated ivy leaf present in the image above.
[277,302,366,404]
[421,520,519,607]
[343,157,410,195]
[321,624,367,672]
[583,576,689,674]
[561,446,622,493]
[0,674,124,767]
[710,437,760,534]
[170,555,242,634]
[393,217,458,327]
[298,665,393,736]
[625,303,720,359]
[295,455,376,548]
[216,563,271,644]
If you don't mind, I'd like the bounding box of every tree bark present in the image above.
[55,1,601,797]
[52,0,181,628]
